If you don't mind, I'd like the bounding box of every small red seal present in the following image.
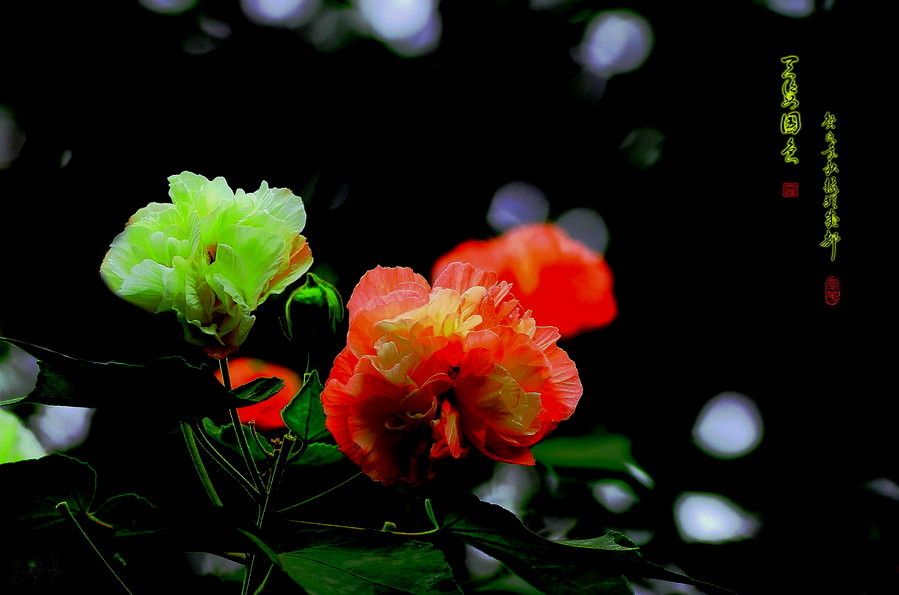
[824,276,840,305]
[782,182,799,197]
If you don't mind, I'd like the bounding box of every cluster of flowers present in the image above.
[101,172,617,485]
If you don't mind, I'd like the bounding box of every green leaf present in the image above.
[232,376,287,405]
[531,430,636,472]
[435,492,733,594]
[279,534,460,594]
[281,370,329,444]
[0,337,282,416]
[292,442,346,466]
[284,272,345,337]
[90,493,161,537]
[202,417,274,462]
[0,453,96,530]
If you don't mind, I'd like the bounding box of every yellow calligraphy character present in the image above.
[780,55,799,71]
[821,145,838,161]
[822,111,836,130]
[781,137,798,164]
[823,161,840,176]
[781,112,802,135]
[820,229,841,262]
[781,79,799,110]
[824,209,840,229]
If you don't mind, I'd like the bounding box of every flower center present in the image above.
[206,244,218,264]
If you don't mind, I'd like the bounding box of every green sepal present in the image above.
[284,272,345,337]
[0,338,282,416]
[281,369,330,444]
[432,492,734,594]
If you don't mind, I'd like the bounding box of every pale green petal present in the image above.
[0,408,46,464]
[168,171,209,207]
[118,259,172,312]
[252,183,307,232]
[126,202,173,227]
[211,226,285,308]
[200,176,237,214]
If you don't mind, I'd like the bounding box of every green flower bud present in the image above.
[100,172,313,358]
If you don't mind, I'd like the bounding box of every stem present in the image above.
[56,501,134,595]
[220,358,264,493]
[180,422,224,507]
[278,472,361,513]
[243,434,295,595]
[189,419,261,501]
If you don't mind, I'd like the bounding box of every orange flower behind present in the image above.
[320,262,583,486]
[216,358,302,431]
[431,223,617,338]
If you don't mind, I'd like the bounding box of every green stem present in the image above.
[180,422,224,507]
[220,358,264,493]
[56,501,134,594]
[278,472,361,513]
[189,419,261,501]
[244,434,295,595]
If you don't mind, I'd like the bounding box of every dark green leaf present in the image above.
[232,376,287,405]
[285,272,345,337]
[279,534,460,594]
[531,430,636,472]
[90,493,161,537]
[0,338,281,416]
[202,417,274,462]
[293,442,346,466]
[0,453,95,530]
[435,493,733,594]
[281,370,329,443]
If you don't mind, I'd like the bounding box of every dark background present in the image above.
[0,1,886,593]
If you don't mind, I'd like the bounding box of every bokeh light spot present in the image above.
[692,391,763,459]
[486,181,549,233]
[866,478,899,501]
[576,10,653,78]
[383,10,441,57]
[591,479,638,513]
[555,207,609,254]
[138,0,197,15]
[358,0,435,41]
[674,492,760,544]
[620,127,665,169]
[766,0,815,18]
[241,0,319,28]
[474,463,540,518]
[28,406,95,452]
[0,106,26,170]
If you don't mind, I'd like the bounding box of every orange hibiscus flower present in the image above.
[216,358,302,431]
[431,223,617,338]
[320,262,583,486]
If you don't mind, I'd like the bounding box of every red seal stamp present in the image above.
[782,182,798,197]
[824,275,840,306]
